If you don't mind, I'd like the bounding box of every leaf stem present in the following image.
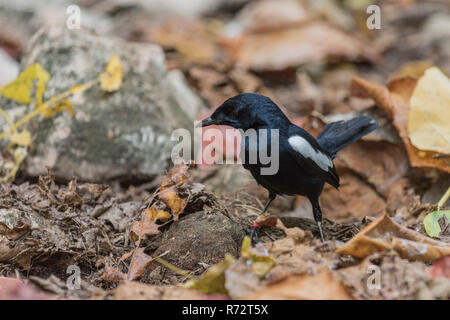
[437,186,450,209]
[154,257,196,281]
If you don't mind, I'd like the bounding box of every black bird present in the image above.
[198,93,378,242]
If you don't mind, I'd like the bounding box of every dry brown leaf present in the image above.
[158,161,192,220]
[338,253,450,300]
[254,215,342,281]
[428,256,450,279]
[235,21,379,71]
[129,162,194,243]
[235,0,308,33]
[127,248,153,281]
[245,270,353,300]
[351,76,450,173]
[335,142,409,197]
[129,217,161,244]
[106,281,162,300]
[256,214,309,242]
[391,60,434,80]
[188,66,238,107]
[298,171,386,221]
[336,211,450,261]
[159,189,187,219]
[98,266,127,283]
[144,206,172,223]
[160,161,192,188]
[147,19,223,67]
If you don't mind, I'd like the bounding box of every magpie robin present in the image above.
[198,93,378,242]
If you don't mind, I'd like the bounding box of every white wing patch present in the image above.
[288,135,333,171]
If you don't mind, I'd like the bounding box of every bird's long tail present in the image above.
[316,116,378,158]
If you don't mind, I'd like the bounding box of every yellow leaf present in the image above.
[41,99,75,117]
[185,254,235,294]
[70,81,96,95]
[145,207,172,223]
[1,147,28,182]
[13,147,27,164]
[99,55,123,92]
[241,236,276,279]
[0,63,50,105]
[392,60,433,80]
[408,67,450,154]
[9,130,31,147]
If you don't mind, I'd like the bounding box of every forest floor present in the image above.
[0,0,449,299]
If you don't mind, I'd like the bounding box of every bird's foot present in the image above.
[249,222,260,245]
[317,221,325,243]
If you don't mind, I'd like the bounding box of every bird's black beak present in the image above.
[196,117,219,128]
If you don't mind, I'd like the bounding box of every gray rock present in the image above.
[7,27,198,181]
[167,69,207,120]
[0,49,19,86]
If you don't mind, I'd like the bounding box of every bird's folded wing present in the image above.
[286,135,340,188]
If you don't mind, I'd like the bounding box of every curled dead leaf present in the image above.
[158,189,187,219]
[351,74,450,173]
[129,162,194,244]
[98,266,126,283]
[127,248,153,281]
[129,217,161,245]
[336,211,450,261]
[408,67,450,155]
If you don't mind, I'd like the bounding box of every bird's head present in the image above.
[197,93,289,130]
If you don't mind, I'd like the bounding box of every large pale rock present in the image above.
[11,27,198,181]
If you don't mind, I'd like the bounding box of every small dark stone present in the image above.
[144,210,245,283]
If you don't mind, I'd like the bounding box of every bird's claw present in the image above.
[317,221,325,243]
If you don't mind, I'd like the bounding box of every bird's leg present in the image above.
[312,205,325,242]
[250,192,276,244]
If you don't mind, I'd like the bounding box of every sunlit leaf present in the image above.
[241,236,276,279]
[99,55,123,92]
[408,67,450,154]
[0,63,50,105]
[9,130,31,147]
[424,210,450,238]
[351,75,450,173]
[145,207,172,223]
[185,254,235,294]
[41,99,75,117]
